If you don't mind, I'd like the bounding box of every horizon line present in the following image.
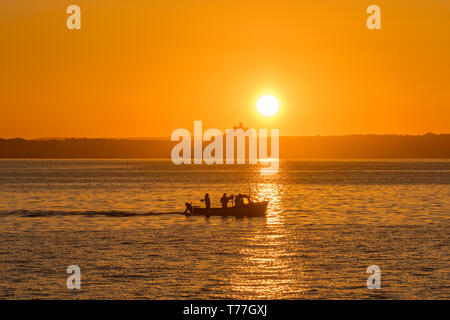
[1,132,449,141]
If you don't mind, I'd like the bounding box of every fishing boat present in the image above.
[186,198,269,217]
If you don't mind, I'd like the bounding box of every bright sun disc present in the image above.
[257,95,279,116]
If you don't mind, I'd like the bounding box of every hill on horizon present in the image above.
[0,133,449,159]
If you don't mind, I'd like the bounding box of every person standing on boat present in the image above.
[235,194,243,208]
[184,202,193,214]
[203,193,211,209]
[220,193,232,209]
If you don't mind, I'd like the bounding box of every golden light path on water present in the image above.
[1,160,449,299]
[225,179,309,298]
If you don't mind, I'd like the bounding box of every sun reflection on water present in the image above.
[223,182,308,298]
[253,182,285,225]
[258,159,280,176]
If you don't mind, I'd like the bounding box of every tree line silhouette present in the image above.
[0,134,449,159]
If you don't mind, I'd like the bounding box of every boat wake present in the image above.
[0,210,184,218]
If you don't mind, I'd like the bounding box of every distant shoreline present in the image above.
[1,134,449,159]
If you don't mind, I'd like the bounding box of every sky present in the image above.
[0,0,449,138]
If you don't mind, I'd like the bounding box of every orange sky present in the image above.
[1,0,449,138]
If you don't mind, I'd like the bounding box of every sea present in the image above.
[0,159,448,299]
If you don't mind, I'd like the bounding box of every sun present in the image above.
[257,95,279,116]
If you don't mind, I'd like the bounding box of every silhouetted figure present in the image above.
[235,194,244,208]
[220,193,232,209]
[184,202,193,214]
[202,193,211,209]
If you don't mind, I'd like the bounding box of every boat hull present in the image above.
[189,201,268,217]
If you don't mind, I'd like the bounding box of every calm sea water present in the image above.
[0,159,449,299]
